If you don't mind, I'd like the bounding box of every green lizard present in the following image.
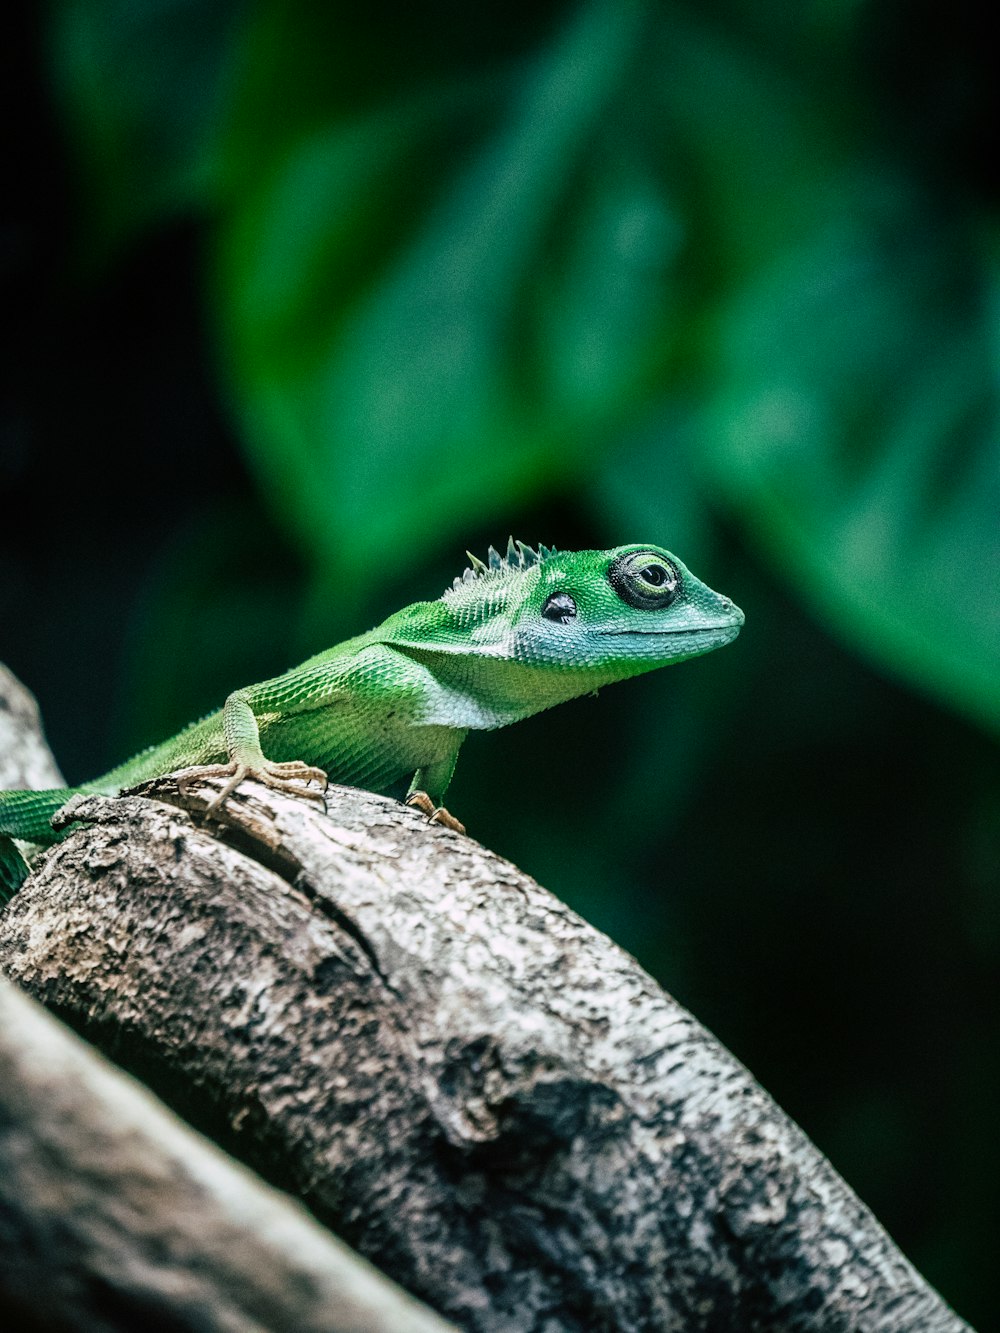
[0,540,743,901]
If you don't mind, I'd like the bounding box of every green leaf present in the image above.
[50,0,1000,731]
[699,186,1000,732]
[213,0,687,577]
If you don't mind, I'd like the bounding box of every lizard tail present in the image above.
[0,787,85,904]
[0,787,79,842]
[0,838,30,904]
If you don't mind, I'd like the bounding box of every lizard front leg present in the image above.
[180,685,328,815]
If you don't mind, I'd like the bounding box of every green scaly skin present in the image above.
[0,541,743,902]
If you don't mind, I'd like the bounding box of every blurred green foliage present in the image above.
[52,0,1000,730]
[4,0,998,1325]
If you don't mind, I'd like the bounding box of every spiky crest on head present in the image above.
[448,537,559,592]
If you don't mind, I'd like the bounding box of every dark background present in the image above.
[3,2,998,1327]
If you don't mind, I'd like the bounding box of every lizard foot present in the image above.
[406,790,466,835]
[178,760,328,818]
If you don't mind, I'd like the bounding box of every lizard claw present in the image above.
[176,763,242,812]
[263,760,329,791]
[406,790,466,835]
[178,760,329,818]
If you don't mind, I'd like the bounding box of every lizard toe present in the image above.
[406,791,465,835]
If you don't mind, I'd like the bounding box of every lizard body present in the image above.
[0,540,743,899]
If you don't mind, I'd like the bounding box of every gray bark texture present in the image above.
[0,668,454,1333]
[0,666,973,1332]
[0,663,65,790]
[0,975,456,1333]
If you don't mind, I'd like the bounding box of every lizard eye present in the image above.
[542,592,577,624]
[607,551,680,610]
[639,564,669,586]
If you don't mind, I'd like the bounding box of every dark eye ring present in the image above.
[607,552,680,610]
[542,592,577,624]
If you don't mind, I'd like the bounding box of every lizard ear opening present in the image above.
[542,592,577,624]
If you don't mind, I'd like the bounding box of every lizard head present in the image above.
[439,540,743,680]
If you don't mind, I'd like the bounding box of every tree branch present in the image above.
[0,973,456,1333]
[0,667,453,1333]
[0,663,972,1332]
[0,663,64,790]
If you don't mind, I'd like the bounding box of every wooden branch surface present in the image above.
[0,973,456,1333]
[0,667,454,1333]
[0,663,64,790]
[0,665,972,1333]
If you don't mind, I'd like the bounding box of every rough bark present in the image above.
[0,667,972,1331]
[0,663,65,790]
[0,669,453,1333]
[0,974,456,1333]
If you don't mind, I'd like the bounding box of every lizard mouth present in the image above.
[597,623,740,637]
